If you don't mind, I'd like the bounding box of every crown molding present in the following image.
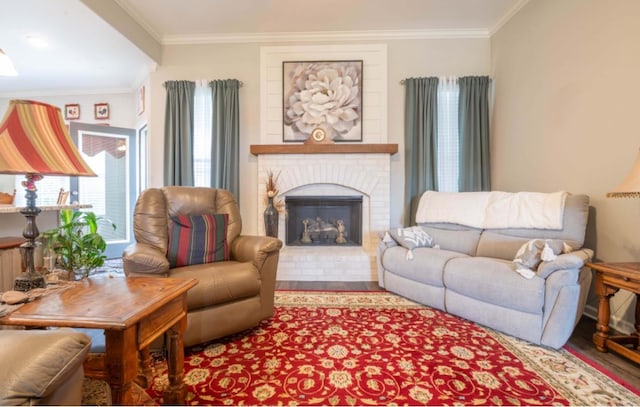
[162,28,490,45]
[0,87,134,98]
[490,0,531,36]
[112,0,163,43]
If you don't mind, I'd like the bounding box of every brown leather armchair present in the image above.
[122,187,282,347]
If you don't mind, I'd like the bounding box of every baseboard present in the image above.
[583,304,635,334]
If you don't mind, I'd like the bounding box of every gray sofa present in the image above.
[377,193,593,349]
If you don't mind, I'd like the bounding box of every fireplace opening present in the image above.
[286,196,362,246]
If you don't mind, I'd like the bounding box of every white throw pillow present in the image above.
[513,239,575,279]
[385,226,434,260]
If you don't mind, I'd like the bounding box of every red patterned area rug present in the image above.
[136,291,639,406]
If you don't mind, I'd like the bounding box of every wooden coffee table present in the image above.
[0,275,197,405]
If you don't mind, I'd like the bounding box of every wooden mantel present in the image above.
[250,143,398,155]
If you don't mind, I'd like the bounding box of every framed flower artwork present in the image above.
[282,60,363,142]
[64,104,80,120]
[94,102,109,120]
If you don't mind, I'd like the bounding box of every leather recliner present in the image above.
[122,187,283,347]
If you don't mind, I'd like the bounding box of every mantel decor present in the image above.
[0,100,96,291]
[283,60,363,143]
[250,143,398,155]
[263,170,280,238]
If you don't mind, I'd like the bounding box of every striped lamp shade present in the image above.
[0,99,95,176]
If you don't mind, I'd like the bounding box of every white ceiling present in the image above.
[0,0,525,96]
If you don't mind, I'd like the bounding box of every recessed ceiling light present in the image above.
[26,35,48,48]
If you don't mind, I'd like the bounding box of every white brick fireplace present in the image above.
[256,151,391,281]
[257,43,391,281]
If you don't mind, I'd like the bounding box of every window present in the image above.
[193,81,212,187]
[13,175,70,207]
[437,77,459,192]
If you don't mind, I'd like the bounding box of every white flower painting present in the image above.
[283,60,363,142]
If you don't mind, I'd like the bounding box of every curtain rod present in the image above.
[197,79,244,87]
[400,77,491,85]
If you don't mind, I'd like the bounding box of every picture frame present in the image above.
[137,85,145,115]
[64,104,80,120]
[94,102,109,120]
[56,188,69,205]
[282,60,363,142]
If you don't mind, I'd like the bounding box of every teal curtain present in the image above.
[163,80,195,186]
[209,79,240,202]
[404,77,439,226]
[459,76,491,191]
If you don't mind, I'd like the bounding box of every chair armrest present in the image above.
[122,242,170,276]
[230,235,283,270]
[537,248,594,279]
[0,329,91,405]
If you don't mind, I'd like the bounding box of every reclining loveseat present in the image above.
[378,191,593,349]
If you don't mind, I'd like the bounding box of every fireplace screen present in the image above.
[285,196,362,246]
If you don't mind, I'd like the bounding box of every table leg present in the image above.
[136,346,152,388]
[105,326,138,405]
[593,274,619,352]
[163,314,187,405]
[635,293,640,351]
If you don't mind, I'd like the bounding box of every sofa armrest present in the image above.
[230,235,283,270]
[122,242,170,276]
[0,329,91,405]
[379,231,399,248]
[537,248,594,279]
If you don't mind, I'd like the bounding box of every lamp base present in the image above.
[14,272,46,291]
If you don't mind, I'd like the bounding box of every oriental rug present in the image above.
[83,290,640,406]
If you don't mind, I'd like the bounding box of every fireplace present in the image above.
[255,149,393,281]
[286,196,362,246]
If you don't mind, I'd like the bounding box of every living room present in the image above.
[0,0,639,404]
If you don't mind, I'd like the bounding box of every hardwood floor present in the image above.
[275,280,640,391]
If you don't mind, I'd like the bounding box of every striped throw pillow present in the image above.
[167,213,230,267]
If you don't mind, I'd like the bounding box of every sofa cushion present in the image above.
[475,232,532,261]
[167,213,230,267]
[382,246,468,286]
[419,226,481,256]
[170,260,261,311]
[443,257,545,314]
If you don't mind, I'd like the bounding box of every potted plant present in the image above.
[42,209,116,280]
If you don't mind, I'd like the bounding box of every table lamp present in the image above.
[0,100,96,291]
[607,149,640,198]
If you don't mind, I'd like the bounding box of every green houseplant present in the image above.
[42,209,116,280]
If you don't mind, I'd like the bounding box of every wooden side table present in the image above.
[587,262,640,364]
[0,275,198,405]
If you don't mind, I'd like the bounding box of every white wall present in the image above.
[147,38,490,233]
[490,0,640,331]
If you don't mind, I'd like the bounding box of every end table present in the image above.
[586,262,640,364]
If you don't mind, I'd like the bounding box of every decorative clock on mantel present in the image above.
[305,128,334,145]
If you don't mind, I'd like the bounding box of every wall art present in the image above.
[64,104,80,120]
[94,103,109,120]
[282,60,363,142]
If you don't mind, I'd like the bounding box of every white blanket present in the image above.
[415,191,567,229]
